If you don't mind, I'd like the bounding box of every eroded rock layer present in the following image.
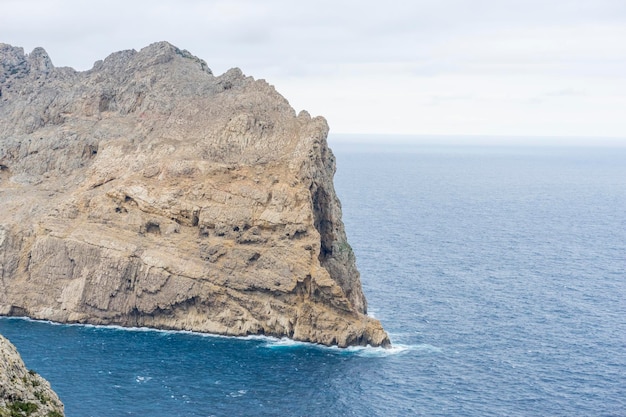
[0,42,389,347]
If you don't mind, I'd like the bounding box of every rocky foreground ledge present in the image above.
[0,42,390,348]
[0,334,64,417]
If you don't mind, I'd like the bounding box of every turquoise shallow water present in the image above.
[1,143,625,416]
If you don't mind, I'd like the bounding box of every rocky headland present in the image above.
[0,42,389,347]
[0,334,64,417]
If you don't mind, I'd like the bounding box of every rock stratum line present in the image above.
[0,42,390,348]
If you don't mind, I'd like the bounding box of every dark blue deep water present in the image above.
[2,142,626,416]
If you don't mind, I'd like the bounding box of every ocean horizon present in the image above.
[328,133,626,150]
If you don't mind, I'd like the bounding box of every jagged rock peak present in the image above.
[92,41,212,75]
[0,44,53,77]
[27,47,54,73]
[0,42,390,348]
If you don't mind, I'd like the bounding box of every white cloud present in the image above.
[1,0,625,139]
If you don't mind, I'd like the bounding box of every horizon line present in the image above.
[329,132,626,140]
[327,133,626,148]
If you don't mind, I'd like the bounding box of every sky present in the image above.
[1,0,626,142]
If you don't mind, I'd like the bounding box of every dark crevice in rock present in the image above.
[307,143,368,315]
[295,274,312,299]
[82,144,99,158]
[145,222,161,235]
[98,91,115,112]
[311,184,333,265]
[124,195,137,205]
[7,305,28,316]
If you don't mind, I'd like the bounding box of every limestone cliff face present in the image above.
[0,334,64,417]
[0,42,389,347]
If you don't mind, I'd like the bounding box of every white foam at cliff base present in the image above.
[2,317,435,355]
[260,337,441,357]
[351,343,442,357]
[261,337,304,348]
[347,344,411,357]
[2,316,272,341]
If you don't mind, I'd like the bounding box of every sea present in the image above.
[1,137,625,416]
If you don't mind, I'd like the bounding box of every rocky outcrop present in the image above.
[0,42,389,347]
[0,334,64,417]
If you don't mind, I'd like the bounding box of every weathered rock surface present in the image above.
[0,42,389,347]
[0,334,64,417]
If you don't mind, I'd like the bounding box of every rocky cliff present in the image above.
[0,42,389,347]
[0,334,64,417]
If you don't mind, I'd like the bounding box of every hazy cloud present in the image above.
[1,0,625,138]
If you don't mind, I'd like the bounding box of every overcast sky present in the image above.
[2,0,625,141]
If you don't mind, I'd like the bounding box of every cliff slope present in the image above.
[0,334,64,417]
[0,42,389,347]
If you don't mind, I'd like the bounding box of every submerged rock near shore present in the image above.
[0,42,389,347]
[0,334,64,417]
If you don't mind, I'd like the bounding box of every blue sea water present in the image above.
[1,141,626,416]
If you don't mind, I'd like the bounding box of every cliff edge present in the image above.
[0,42,389,347]
[0,334,64,417]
